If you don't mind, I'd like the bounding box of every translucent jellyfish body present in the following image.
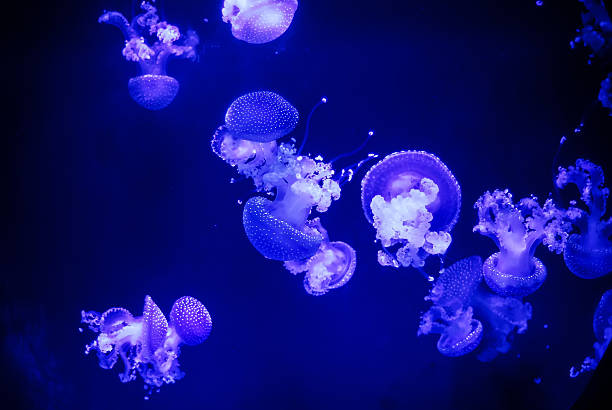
[418,256,532,361]
[473,189,570,297]
[98,2,198,110]
[570,289,612,377]
[222,0,298,44]
[81,295,211,396]
[556,159,612,278]
[360,151,461,268]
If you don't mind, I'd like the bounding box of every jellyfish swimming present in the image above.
[473,189,570,297]
[418,256,532,361]
[212,92,355,295]
[81,295,211,396]
[98,2,199,110]
[222,0,298,44]
[555,159,612,278]
[570,289,612,377]
[360,151,461,270]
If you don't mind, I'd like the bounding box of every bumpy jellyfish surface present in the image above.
[570,289,612,377]
[98,2,199,110]
[225,91,299,142]
[361,151,460,268]
[222,0,298,44]
[284,219,357,296]
[473,189,570,297]
[81,295,211,396]
[556,159,612,279]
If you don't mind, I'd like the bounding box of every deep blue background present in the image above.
[4,0,612,409]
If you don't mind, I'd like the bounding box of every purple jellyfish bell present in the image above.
[127,75,180,111]
[141,295,168,359]
[243,196,323,261]
[170,296,212,346]
[225,91,299,142]
[222,0,299,44]
[361,150,461,231]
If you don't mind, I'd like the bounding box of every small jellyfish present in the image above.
[556,159,612,279]
[284,218,357,296]
[570,289,612,377]
[222,0,299,44]
[360,151,461,269]
[81,295,211,396]
[599,73,612,115]
[418,256,532,360]
[98,2,199,110]
[473,189,570,297]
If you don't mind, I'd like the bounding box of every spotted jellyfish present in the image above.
[222,0,298,44]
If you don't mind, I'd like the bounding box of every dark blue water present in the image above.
[5,0,611,409]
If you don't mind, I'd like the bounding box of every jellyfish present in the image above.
[98,2,199,110]
[81,295,211,396]
[571,0,612,59]
[599,73,612,115]
[221,0,298,44]
[555,159,612,279]
[360,151,461,269]
[473,189,570,297]
[418,256,532,361]
[570,289,612,377]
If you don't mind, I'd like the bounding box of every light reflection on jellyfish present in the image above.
[360,151,461,271]
[98,2,199,110]
[212,91,360,295]
[418,256,532,361]
[473,189,570,297]
[570,289,612,377]
[556,159,612,278]
[222,0,298,44]
[81,295,211,397]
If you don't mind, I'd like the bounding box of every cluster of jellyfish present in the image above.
[211,91,357,296]
[81,295,211,397]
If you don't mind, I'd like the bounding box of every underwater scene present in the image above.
[5,0,612,409]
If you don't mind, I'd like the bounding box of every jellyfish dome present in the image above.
[225,91,299,142]
[570,289,612,377]
[222,0,298,44]
[81,295,211,396]
[361,151,461,268]
[556,159,612,279]
[98,2,199,110]
[473,189,570,297]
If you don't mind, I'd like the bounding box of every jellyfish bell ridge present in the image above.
[482,253,547,298]
[437,318,483,357]
[361,150,461,232]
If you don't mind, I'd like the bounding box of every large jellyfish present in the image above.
[570,289,612,377]
[360,151,461,270]
[418,256,532,361]
[81,295,212,396]
[473,189,570,297]
[555,159,612,278]
[98,2,199,110]
[212,92,355,295]
[222,0,298,44]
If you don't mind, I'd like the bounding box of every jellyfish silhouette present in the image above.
[473,189,570,297]
[418,256,532,361]
[360,151,461,269]
[98,2,198,110]
[222,0,298,44]
[555,159,612,279]
[81,295,211,397]
[570,289,612,377]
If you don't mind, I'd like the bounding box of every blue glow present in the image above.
[222,0,299,44]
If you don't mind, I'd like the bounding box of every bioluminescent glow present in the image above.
[222,0,298,44]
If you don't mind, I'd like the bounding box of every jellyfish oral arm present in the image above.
[98,11,139,40]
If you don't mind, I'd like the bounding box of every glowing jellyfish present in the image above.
[556,159,612,279]
[418,256,532,361]
[570,289,612,377]
[81,295,211,396]
[98,2,199,110]
[473,189,570,297]
[600,73,612,114]
[222,0,298,44]
[360,151,461,269]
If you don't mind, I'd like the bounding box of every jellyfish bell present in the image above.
[141,295,168,359]
[361,150,461,232]
[225,91,299,142]
[222,0,298,44]
[594,289,612,343]
[564,234,612,279]
[436,312,483,358]
[482,252,547,298]
[127,74,180,111]
[169,296,212,346]
[302,240,357,296]
[211,125,278,167]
